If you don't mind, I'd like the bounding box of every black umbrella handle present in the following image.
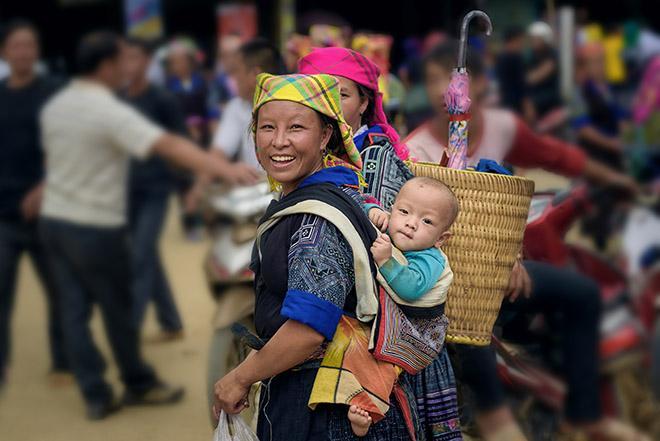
[457,10,493,71]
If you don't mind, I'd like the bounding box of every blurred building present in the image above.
[0,0,657,75]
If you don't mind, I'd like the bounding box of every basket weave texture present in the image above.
[410,162,535,345]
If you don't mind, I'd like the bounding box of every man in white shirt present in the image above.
[38,32,241,420]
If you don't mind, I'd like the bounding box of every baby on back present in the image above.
[348,177,459,436]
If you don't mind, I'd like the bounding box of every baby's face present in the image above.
[388,183,451,252]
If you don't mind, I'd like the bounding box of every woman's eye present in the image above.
[290,124,304,130]
[341,93,349,99]
[259,124,274,130]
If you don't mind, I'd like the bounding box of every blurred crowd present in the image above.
[1,5,660,440]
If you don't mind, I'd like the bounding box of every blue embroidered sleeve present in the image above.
[281,214,355,340]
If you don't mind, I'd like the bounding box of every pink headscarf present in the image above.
[298,47,410,160]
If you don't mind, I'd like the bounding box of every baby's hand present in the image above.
[371,233,393,266]
[368,207,390,233]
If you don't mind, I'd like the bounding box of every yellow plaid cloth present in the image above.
[252,73,362,171]
[308,316,401,423]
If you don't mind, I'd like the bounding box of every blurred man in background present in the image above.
[164,37,215,240]
[572,42,628,170]
[210,33,242,117]
[210,38,284,174]
[187,38,280,204]
[121,37,187,342]
[526,21,562,123]
[0,19,69,392]
[495,26,529,116]
[38,31,243,420]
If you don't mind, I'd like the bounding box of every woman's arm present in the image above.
[238,320,324,384]
[213,319,324,414]
[214,216,355,415]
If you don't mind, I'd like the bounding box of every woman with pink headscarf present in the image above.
[299,47,463,441]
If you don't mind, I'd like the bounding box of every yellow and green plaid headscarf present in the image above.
[253,73,363,172]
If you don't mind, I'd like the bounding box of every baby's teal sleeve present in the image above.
[363,203,382,216]
[379,248,446,301]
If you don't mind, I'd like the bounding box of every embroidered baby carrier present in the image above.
[255,183,450,374]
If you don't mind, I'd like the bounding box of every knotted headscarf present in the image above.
[298,47,409,160]
[252,73,363,188]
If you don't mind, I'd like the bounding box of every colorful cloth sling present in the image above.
[372,247,452,375]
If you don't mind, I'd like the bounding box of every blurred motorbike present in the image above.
[202,182,273,425]
[487,184,660,440]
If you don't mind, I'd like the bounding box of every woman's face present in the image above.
[255,101,332,194]
[338,76,368,132]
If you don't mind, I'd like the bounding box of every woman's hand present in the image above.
[213,368,251,417]
[371,233,393,266]
[368,208,390,232]
[505,259,532,303]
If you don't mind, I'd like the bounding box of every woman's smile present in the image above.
[270,154,296,167]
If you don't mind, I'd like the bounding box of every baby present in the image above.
[348,176,460,436]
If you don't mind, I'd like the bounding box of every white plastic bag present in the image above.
[213,411,259,441]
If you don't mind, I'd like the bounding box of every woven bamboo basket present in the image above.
[410,162,535,345]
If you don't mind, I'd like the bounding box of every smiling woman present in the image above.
[212,73,413,441]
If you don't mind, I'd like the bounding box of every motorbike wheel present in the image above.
[207,317,255,428]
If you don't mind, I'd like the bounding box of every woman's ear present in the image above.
[435,231,452,248]
[359,95,369,117]
[319,124,333,152]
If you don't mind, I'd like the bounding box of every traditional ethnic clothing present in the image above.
[250,73,412,441]
[298,47,410,161]
[358,141,463,441]
[252,168,414,441]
